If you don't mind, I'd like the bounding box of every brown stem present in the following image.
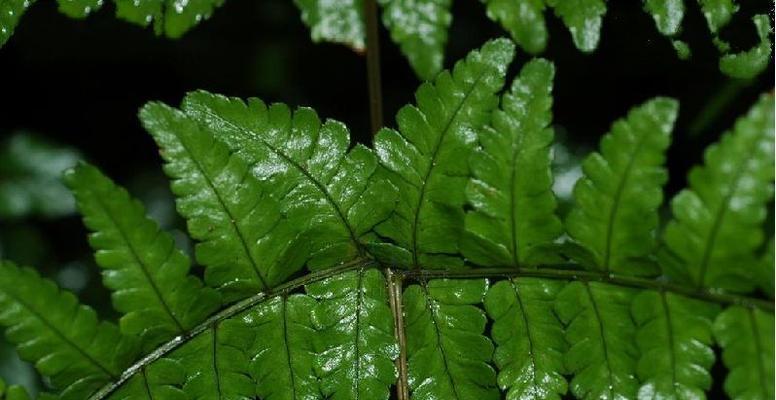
[364,0,383,138]
[385,268,409,400]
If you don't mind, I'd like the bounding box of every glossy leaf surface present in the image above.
[462,58,561,267]
[294,0,364,50]
[485,278,567,400]
[141,103,306,302]
[404,278,498,400]
[65,163,221,350]
[482,0,546,54]
[661,94,775,292]
[566,98,678,275]
[372,38,513,268]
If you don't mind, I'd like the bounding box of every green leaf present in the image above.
[755,240,774,298]
[378,0,452,80]
[404,278,498,400]
[0,261,138,399]
[0,0,33,47]
[307,269,398,400]
[566,98,678,274]
[555,281,638,400]
[719,15,772,80]
[0,132,80,219]
[462,58,561,267]
[372,38,514,268]
[713,306,774,400]
[545,0,606,52]
[178,90,397,269]
[661,94,775,292]
[65,163,221,350]
[0,377,31,400]
[696,0,738,33]
[140,103,307,302]
[171,320,254,399]
[481,0,546,54]
[484,278,567,400]
[294,0,365,50]
[644,0,685,36]
[114,0,225,38]
[108,358,187,400]
[56,0,101,18]
[244,295,319,400]
[631,291,719,399]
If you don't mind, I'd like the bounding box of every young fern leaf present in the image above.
[545,0,606,52]
[244,295,319,400]
[697,0,738,34]
[631,291,719,399]
[484,278,567,400]
[660,94,774,292]
[565,97,678,275]
[307,269,399,400]
[378,0,452,80]
[404,278,498,400]
[555,282,639,400]
[108,358,187,400]
[177,91,398,269]
[644,0,684,37]
[713,306,774,400]
[65,163,221,350]
[140,103,307,302]
[372,38,514,269]
[171,320,254,399]
[0,261,138,400]
[462,58,561,267]
[719,15,772,79]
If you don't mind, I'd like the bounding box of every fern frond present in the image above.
[378,0,452,80]
[544,0,606,52]
[697,0,738,34]
[371,38,514,269]
[565,97,678,275]
[0,261,138,399]
[481,0,546,54]
[713,306,774,400]
[755,240,774,298]
[245,295,320,400]
[719,15,772,79]
[644,0,684,36]
[555,281,638,400]
[108,358,187,400]
[65,163,221,349]
[462,58,561,267]
[177,91,397,269]
[307,269,398,400]
[140,103,307,302]
[484,278,567,400]
[631,291,718,399]
[171,320,254,399]
[660,94,774,292]
[404,278,498,400]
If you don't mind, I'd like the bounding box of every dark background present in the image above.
[0,0,773,396]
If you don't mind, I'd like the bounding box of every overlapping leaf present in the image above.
[485,278,567,400]
[632,291,719,399]
[65,163,221,350]
[178,90,397,269]
[565,98,678,275]
[141,103,307,302]
[404,278,498,400]
[462,58,561,267]
[307,269,398,400]
[371,38,513,269]
[713,306,774,400]
[555,282,639,400]
[660,94,775,292]
[108,359,187,400]
[0,261,138,400]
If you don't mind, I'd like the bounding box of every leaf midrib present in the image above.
[584,282,616,398]
[410,71,488,267]
[420,282,464,400]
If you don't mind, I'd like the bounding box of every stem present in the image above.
[364,0,383,138]
[385,269,409,400]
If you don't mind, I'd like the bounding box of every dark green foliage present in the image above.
[0,41,772,400]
